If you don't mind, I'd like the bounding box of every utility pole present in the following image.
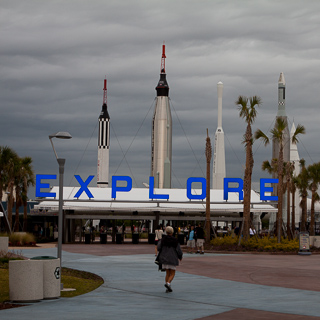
[205,129,212,244]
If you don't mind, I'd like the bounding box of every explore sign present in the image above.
[36,174,278,202]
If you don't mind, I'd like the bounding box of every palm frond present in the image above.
[254,129,269,146]
[292,124,306,144]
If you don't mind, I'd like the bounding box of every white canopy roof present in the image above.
[33,187,277,220]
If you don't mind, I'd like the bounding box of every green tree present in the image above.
[293,159,309,232]
[236,95,261,240]
[0,146,34,231]
[255,118,305,242]
[14,157,23,232]
[261,159,291,238]
[205,129,212,244]
[0,146,18,204]
[20,157,35,232]
[290,166,297,236]
[285,161,295,239]
[307,162,320,236]
[4,151,19,228]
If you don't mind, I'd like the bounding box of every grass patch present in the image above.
[0,269,9,303]
[61,267,104,298]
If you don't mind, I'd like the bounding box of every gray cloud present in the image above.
[1,0,320,198]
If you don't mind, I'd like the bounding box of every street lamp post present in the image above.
[49,132,72,264]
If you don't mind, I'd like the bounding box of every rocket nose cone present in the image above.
[99,103,110,119]
[278,72,286,85]
[156,73,169,96]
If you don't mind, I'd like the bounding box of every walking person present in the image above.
[187,225,196,253]
[154,225,163,256]
[195,223,205,254]
[157,226,183,293]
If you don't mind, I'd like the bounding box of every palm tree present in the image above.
[0,146,18,204]
[20,157,35,232]
[205,129,212,244]
[236,95,261,240]
[255,118,305,242]
[5,152,19,228]
[0,147,34,232]
[285,161,295,239]
[14,158,23,232]
[261,158,290,238]
[293,159,309,232]
[307,162,320,236]
[11,156,35,232]
[290,170,297,236]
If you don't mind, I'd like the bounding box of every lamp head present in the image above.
[49,132,72,140]
[49,131,72,160]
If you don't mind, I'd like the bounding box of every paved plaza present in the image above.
[1,243,320,319]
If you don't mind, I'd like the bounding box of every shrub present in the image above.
[22,233,36,245]
[210,235,299,252]
[0,233,9,237]
[9,233,36,246]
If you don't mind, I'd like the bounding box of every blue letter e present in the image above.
[35,174,57,198]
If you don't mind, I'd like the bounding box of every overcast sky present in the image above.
[1,0,320,199]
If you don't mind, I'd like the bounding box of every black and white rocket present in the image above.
[151,44,172,188]
[97,78,110,187]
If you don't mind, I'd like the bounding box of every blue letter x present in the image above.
[74,175,94,198]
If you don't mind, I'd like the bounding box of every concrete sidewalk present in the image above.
[1,244,320,320]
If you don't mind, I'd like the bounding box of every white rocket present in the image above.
[151,44,172,188]
[212,81,226,189]
[97,78,110,187]
[272,72,290,163]
[272,72,290,222]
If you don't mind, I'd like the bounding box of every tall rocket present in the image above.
[151,44,172,188]
[97,78,110,187]
[272,72,290,163]
[212,81,226,189]
[272,72,290,221]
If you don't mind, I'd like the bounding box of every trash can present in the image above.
[100,233,107,244]
[116,233,123,244]
[132,233,139,244]
[0,236,8,253]
[85,233,91,244]
[9,259,44,302]
[148,233,155,244]
[31,256,61,299]
[178,233,185,245]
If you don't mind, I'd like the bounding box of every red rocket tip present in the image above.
[162,44,166,58]
[103,78,107,105]
[161,43,166,73]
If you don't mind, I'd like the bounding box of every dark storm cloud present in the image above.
[1,0,320,198]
